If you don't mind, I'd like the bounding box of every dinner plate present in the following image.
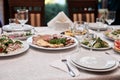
[27,35,78,50]
[0,41,29,57]
[2,24,33,31]
[104,30,120,41]
[70,59,119,72]
[1,32,33,40]
[88,23,107,31]
[81,42,112,50]
[70,53,119,72]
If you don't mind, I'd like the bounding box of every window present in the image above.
[45,0,68,25]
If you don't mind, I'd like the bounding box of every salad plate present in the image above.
[104,29,120,41]
[81,37,112,50]
[27,34,78,50]
[0,41,29,57]
[2,24,33,31]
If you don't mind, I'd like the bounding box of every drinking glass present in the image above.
[9,18,16,27]
[96,18,103,32]
[84,33,97,51]
[73,21,88,52]
[105,11,116,25]
[17,9,28,27]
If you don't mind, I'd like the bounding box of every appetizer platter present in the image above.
[27,34,77,50]
[104,29,120,41]
[81,37,111,50]
[0,36,29,56]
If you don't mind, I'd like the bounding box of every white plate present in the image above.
[70,59,119,72]
[2,32,33,40]
[88,23,107,31]
[81,41,112,50]
[70,53,118,72]
[0,41,29,57]
[2,24,33,31]
[70,53,116,70]
[104,30,120,41]
[27,35,78,50]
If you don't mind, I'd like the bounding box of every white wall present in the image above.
[0,0,3,25]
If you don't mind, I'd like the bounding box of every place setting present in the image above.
[49,20,119,77]
[1,9,37,41]
[69,51,119,72]
[2,9,33,32]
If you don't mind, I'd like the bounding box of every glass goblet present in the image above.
[17,9,28,27]
[84,33,97,51]
[96,18,103,32]
[105,11,116,25]
[73,21,88,52]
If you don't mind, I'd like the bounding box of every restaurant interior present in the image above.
[0,0,120,80]
[0,0,115,26]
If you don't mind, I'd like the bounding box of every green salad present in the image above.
[49,38,66,45]
[82,37,109,48]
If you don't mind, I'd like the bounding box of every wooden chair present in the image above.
[67,0,98,22]
[5,0,45,27]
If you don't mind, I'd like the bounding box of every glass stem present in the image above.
[22,24,24,27]
[90,43,93,52]
[75,37,81,53]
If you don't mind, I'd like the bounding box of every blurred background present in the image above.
[0,0,113,25]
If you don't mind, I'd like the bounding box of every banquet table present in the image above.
[0,26,120,80]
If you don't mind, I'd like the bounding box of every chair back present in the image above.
[67,0,98,22]
[8,0,45,27]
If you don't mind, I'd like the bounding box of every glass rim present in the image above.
[17,9,28,12]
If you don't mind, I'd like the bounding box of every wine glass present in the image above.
[96,18,103,32]
[105,11,116,30]
[105,11,116,25]
[84,33,97,51]
[73,21,88,52]
[17,9,28,27]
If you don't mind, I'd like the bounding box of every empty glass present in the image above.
[9,18,16,27]
[73,21,88,52]
[96,18,103,32]
[84,33,97,51]
[105,11,116,25]
[17,9,28,27]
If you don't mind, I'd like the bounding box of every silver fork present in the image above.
[61,59,75,77]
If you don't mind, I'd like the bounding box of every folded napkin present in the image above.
[50,56,80,77]
[47,11,73,31]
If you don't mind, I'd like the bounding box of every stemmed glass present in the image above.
[96,18,103,32]
[17,9,28,27]
[105,11,116,30]
[84,33,97,51]
[73,21,88,52]
[105,11,116,25]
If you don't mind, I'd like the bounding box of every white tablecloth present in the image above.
[0,27,120,80]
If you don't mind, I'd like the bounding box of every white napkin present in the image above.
[50,56,80,77]
[47,11,73,31]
